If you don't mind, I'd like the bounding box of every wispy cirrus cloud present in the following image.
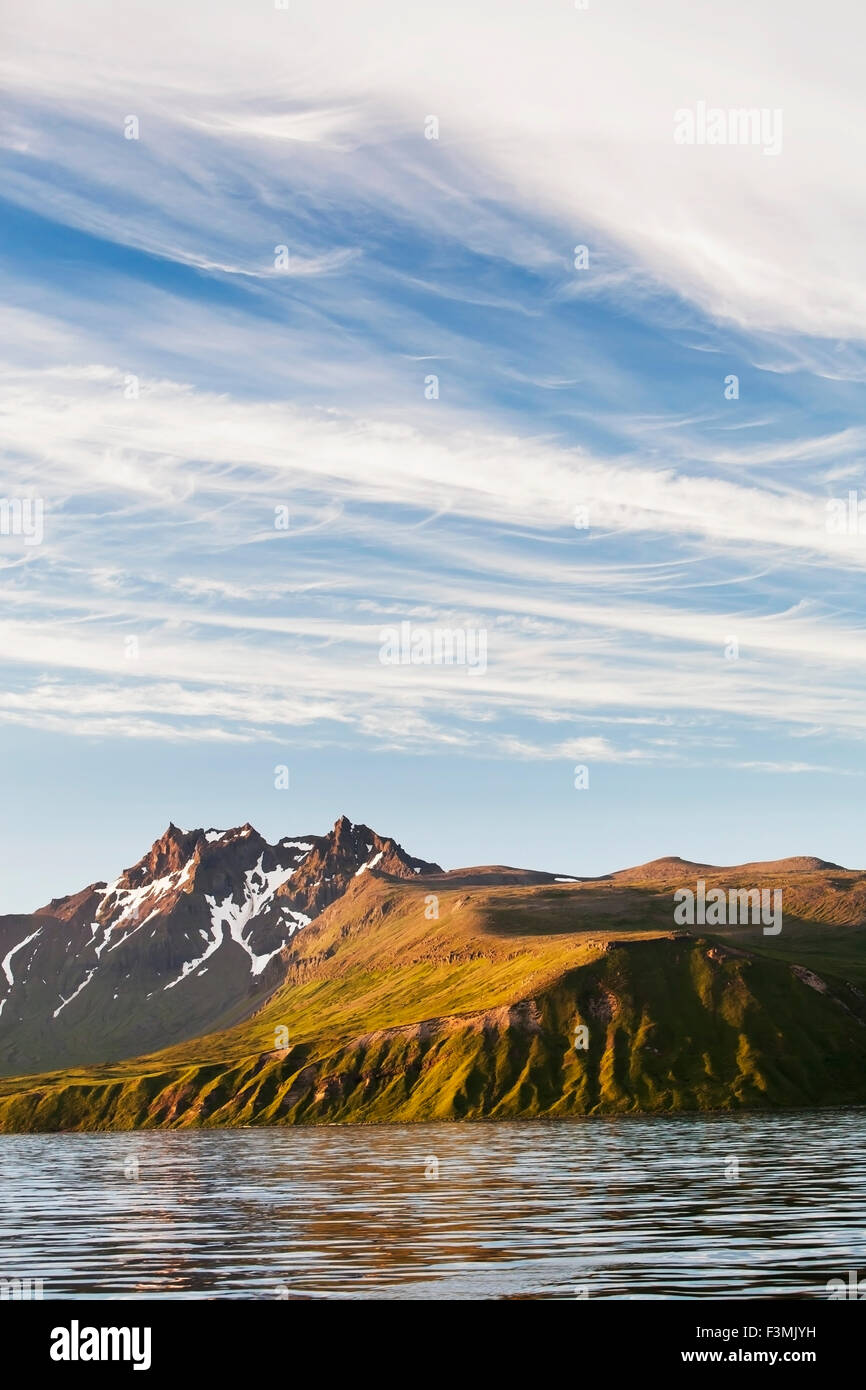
[3,0,865,339]
[1,0,865,907]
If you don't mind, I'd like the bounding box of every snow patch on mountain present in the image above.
[0,816,443,1072]
[54,967,97,1018]
[1,927,43,989]
[162,916,223,991]
[355,851,384,876]
[281,906,312,933]
[0,927,44,1018]
[207,855,301,976]
[90,862,196,959]
[162,852,307,990]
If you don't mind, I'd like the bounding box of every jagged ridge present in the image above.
[0,815,441,1075]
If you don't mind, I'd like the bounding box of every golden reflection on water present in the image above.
[1,1111,864,1299]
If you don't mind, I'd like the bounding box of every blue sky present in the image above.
[1,0,865,909]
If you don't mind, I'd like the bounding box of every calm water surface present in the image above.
[1,1110,864,1299]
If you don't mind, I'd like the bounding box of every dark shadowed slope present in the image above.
[0,815,439,1075]
[2,854,866,1130]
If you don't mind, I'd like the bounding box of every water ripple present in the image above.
[1,1109,864,1299]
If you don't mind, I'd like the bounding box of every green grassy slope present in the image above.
[2,867,866,1130]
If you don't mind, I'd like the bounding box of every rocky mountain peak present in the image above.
[127,823,203,886]
[1,814,443,1076]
